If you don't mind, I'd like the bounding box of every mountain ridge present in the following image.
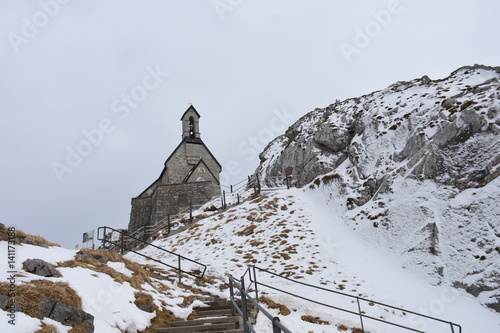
[253,64,500,312]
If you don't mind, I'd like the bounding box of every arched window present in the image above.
[188,117,195,137]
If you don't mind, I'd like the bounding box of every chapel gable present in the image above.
[127,105,221,235]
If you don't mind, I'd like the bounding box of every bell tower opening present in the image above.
[189,116,195,138]
[181,105,201,140]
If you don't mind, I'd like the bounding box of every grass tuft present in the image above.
[259,296,290,315]
[0,228,59,247]
[301,315,329,325]
[0,280,81,319]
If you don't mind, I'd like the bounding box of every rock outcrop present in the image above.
[22,259,60,277]
[253,65,500,311]
[42,298,94,332]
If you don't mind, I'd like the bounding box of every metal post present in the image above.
[189,204,193,223]
[221,194,224,209]
[286,176,290,189]
[119,232,124,255]
[167,214,171,235]
[237,193,240,204]
[272,317,282,333]
[223,190,227,209]
[356,297,365,333]
[256,174,261,193]
[229,278,236,316]
[253,266,259,300]
[240,278,250,333]
[178,256,182,284]
[230,184,233,193]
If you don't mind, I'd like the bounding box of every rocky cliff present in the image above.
[253,65,500,312]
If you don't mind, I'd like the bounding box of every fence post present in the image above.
[237,193,240,204]
[356,297,365,333]
[178,256,182,284]
[286,176,290,189]
[256,174,261,193]
[240,277,250,333]
[252,266,259,300]
[272,317,282,333]
[119,232,124,255]
[230,184,233,193]
[223,190,227,209]
[229,278,236,316]
[189,204,193,223]
[167,214,171,235]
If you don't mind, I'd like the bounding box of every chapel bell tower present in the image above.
[181,105,201,140]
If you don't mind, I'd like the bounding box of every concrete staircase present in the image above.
[156,296,256,333]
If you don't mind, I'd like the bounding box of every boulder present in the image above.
[42,298,94,332]
[22,259,60,277]
[138,303,154,313]
[0,295,8,309]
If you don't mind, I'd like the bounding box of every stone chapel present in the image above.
[127,105,222,234]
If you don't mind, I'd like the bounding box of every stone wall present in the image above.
[150,181,219,224]
[166,142,221,184]
[128,197,152,233]
[128,181,219,234]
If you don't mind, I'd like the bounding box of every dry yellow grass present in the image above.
[258,296,290,315]
[138,308,180,332]
[237,224,257,236]
[34,324,57,333]
[134,292,158,312]
[301,315,330,325]
[0,280,81,319]
[57,249,160,290]
[0,228,60,247]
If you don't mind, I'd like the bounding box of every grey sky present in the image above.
[1,0,498,248]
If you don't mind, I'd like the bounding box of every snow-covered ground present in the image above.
[129,188,500,332]
[1,187,499,332]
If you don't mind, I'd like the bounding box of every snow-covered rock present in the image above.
[253,64,500,312]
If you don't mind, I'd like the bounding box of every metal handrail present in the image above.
[229,274,292,333]
[97,226,207,284]
[248,265,462,333]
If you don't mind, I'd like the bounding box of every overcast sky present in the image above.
[1,0,499,249]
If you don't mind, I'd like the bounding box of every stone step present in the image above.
[171,316,242,327]
[196,304,238,312]
[195,309,233,318]
[156,321,240,333]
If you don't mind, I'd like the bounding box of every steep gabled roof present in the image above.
[165,137,222,170]
[182,159,220,185]
[180,105,201,120]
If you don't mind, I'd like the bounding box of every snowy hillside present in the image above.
[1,188,499,332]
[127,189,500,332]
[253,64,500,312]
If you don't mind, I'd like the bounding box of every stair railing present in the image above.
[246,265,462,333]
[229,272,292,333]
[97,226,207,284]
